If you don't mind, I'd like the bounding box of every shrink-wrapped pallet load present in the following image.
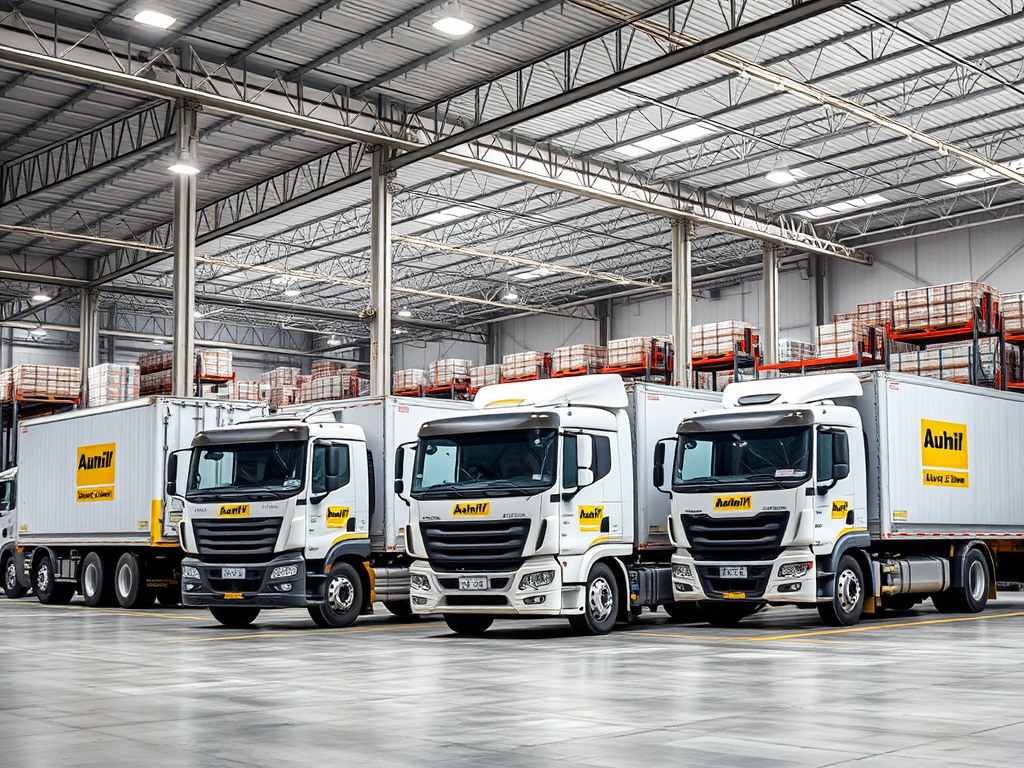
[552,345,606,374]
[815,320,871,359]
[261,366,301,388]
[469,364,502,390]
[198,349,233,378]
[691,321,755,357]
[231,380,262,401]
[429,359,473,387]
[777,339,816,363]
[892,281,998,331]
[1002,292,1024,333]
[12,364,82,399]
[890,337,1010,385]
[140,369,172,396]
[393,369,428,391]
[87,364,140,406]
[501,351,548,380]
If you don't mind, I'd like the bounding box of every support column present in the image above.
[762,242,781,367]
[369,147,393,396]
[813,254,827,327]
[78,288,99,399]
[172,99,199,397]
[597,298,612,347]
[485,325,499,366]
[671,220,694,387]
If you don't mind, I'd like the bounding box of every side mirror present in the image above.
[394,443,406,495]
[832,431,850,481]
[165,453,178,497]
[576,434,595,488]
[653,440,667,488]
[325,445,345,493]
[832,462,850,481]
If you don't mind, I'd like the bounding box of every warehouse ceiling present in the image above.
[1,0,1023,350]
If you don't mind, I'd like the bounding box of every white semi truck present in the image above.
[404,375,722,635]
[663,372,1024,627]
[2,398,263,606]
[171,396,470,627]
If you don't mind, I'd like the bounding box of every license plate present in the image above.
[722,591,746,600]
[222,567,246,579]
[223,592,243,600]
[459,576,487,590]
[720,566,747,578]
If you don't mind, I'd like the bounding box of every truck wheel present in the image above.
[663,601,703,623]
[3,555,27,599]
[34,554,74,605]
[701,601,760,627]
[81,552,115,608]
[818,555,865,626]
[384,599,416,618]
[443,614,493,635]
[568,563,619,636]
[210,607,260,627]
[114,552,155,609]
[311,562,362,628]
[933,549,990,614]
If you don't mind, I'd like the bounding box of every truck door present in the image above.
[306,442,368,559]
[0,478,14,545]
[561,432,621,554]
[813,428,860,548]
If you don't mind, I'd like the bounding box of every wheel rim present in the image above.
[588,576,614,623]
[326,575,355,614]
[117,562,133,598]
[968,558,987,602]
[5,561,15,590]
[84,563,98,597]
[836,568,861,614]
[36,561,50,592]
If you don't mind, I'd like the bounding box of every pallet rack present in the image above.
[1,393,80,468]
[601,338,673,383]
[692,329,759,389]
[760,327,884,376]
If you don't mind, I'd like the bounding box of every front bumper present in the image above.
[671,551,818,604]
[181,553,308,609]
[408,557,584,617]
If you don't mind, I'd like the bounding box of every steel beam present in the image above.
[78,287,99,398]
[671,220,694,388]
[761,242,781,367]
[171,100,199,397]
[369,148,393,397]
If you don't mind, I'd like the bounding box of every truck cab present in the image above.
[175,414,373,628]
[0,467,23,599]
[667,374,870,626]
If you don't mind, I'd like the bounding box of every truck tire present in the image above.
[933,549,990,614]
[443,614,493,635]
[384,599,415,618]
[34,554,74,605]
[114,552,155,609]
[210,607,260,627]
[568,563,619,636]
[81,552,115,608]
[3,555,27,599]
[701,601,760,627]
[818,555,865,626]
[663,601,703,623]
[310,562,363,628]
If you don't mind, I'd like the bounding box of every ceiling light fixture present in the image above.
[327,336,340,346]
[765,168,807,186]
[612,123,714,159]
[798,193,889,219]
[284,288,301,297]
[512,267,557,281]
[397,309,413,318]
[168,148,199,175]
[29,327,47,338]
[420,205,476,225]
[133,10,176,29]
[31,293,51,303]
[504,288,519,302]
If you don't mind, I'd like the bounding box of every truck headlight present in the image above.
[411,573,432,591]
[182,565,200,580]
[778,562,812,579]
[672,564,692,579]
[271,565,299,580]
[518,570,554,591]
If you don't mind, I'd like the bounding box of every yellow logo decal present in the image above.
[578,505,604,532]
[714,495,752,511]
[76,486,114,503]
[452,501,490,517]
[892,510,907,521]
[923,470,969,488]
[326,506,351,529]
[218,503,251,518]
[921,419,967,470]
[76,443,116,487]
[831,500,849,519]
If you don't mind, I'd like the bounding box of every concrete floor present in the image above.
[1,595,1023,768]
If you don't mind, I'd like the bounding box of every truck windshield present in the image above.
[674,427,811,491]
[411,428,557,498]
[186,441,306,500]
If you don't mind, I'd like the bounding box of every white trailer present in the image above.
[665,372,1024,627]
[405,375,722,635]
[5,398,263,607]
[173,396,471,627]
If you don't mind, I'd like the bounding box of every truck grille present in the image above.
[681,510,789,562]
[419,520,530,572]
[696,564,772,599]
[192,517,283,561]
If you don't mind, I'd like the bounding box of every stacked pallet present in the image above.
[138,350,173,374]
[892,281,997,331]
[777,339,816,363]
[890,337,1013,385]
[261,366,300,388]
[11,364,82,399]
[691,321,755,357]
[301,372,361,403]
[1002,292,1024,333]
[428,359,472,387]
[815,320,872,359]
[198,350,232,378]
[87,364,139,406]
[232,380,261,401]
[394,369,428,391]
[0,368,12,402]
[501,351,548,380]
[140,369,172,396]
[552,345,606,374]
[267,385,300,410]
[469,364,502,390]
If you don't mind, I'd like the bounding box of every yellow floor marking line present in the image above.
[0,602,209,621]
[631,610,1024,643]
[164,622,426,643]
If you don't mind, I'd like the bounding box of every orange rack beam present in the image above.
[758,353,884,373]
[885,315,999,346]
